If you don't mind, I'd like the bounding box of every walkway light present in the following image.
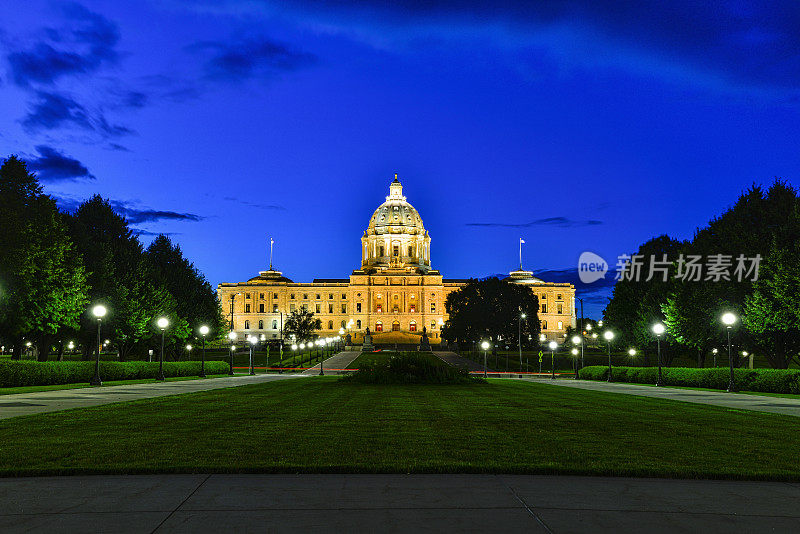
[571,335,581,345]
[548,341,557,379]
[156,317,168,381]
[628,348,636,356]
[227,330,236,375]
[248,335,257,375]
[198,325,209,378]
[480,340,490,378]
[722,312,738,392]
[652,322,665,386]
[571,348,579,356]
[90,304,107,386]
[603,330,614,382]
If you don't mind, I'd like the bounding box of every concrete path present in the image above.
[434,351,489,372]
[0,374,303,420]
[532,378,800,418]
[1,474,799,533]
[301,351,361,375]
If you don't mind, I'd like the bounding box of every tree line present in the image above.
[0,155,226,361]
[605,180,800,368]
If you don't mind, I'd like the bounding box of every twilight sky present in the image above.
[2,1,799,317]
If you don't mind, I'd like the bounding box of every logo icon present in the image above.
[578,251,608,284]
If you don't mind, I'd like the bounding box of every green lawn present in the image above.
[0,374,242,395]
[2,378,800,479]
[346,351,395,369]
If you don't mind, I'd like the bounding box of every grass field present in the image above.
[2,377,800,479]
[0,374,242,395]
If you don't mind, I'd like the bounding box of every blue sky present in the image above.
[2,1,799,317]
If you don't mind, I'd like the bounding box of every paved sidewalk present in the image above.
[532,378,800,417]
[301,351,361,375]
[434,351,489,372]
[1,473,799,533]
[0,374,303,420]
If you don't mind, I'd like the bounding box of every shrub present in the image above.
[341,352,483,385]
[0,361,230,387]
[578,365,800,394]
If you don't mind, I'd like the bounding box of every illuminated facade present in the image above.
[217,175,576,344]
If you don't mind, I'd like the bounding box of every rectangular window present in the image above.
[541,304,547,313]
[259,304,264,313]
[431,321,436,330]
[377,304,382,313]
[410,305,416,313]
[558,321,563,330]
[303,294,308,299]
[316,294,321,300]
[301,304,308,312]
[272,304,278,313]
[290,304,296,312]
[356,319,362,329]
[259,293,264,299]
[341,304,347,314]
[379,246,385,256]
[315,304,321,313]
[408,245,413,256]
[541,294,546,300]
[328,304,334,313]
[430,303,436,313]
[557,294,562,300]
[272,320,278,329]
[273,293,278,299]
[557,303,563,314]
[356,303,362,313]
[245,304,251,313]
[342,293,347,299]
[290,293,295,300]
[245,293,251,299]
[329,293,333,300]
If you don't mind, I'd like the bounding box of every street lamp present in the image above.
[156,317,169,381]
[722,312,737,392]
[652,322,665,386]
[198,325,209,378]
[228,331,237,375]
[248,335,257,375]
[319,338,326,376]
[90,304,107,386]
[481,340,490,378]
[548,340,557,379]
[518,312,526,373]
[571,334,583,379]
[603,330,614,382]
[712,347,718,367]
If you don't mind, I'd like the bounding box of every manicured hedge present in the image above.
[0,360,230,387]
[578,365,800,394]
[342,352,482,385]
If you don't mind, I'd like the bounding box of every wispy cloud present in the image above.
[25,145,94,182]
[21,90,133,137]
[223,196,285,211]
[467,217,602,228]
[187,35,316,81]
[54,194,204,224]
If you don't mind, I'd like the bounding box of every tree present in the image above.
[604,235,685,365]
[283,309,322,342]
[146,235,226,355]
[442,277,540,350]
[0,156,88,360]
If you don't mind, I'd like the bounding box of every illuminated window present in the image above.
[431,321,436,330]
[410,305,416,313]
[341,304,347,313]
[377,304,382,313]
[541,304,547,313]
[272,320,278,329]
[542,320,548,330]
[430,303,436,313]
[392,321,400,331]
[315,304,321,313]
[258,320,264,329]
[409,321,417,332]
[410,294,415,299]
[290,304,296,312]
[356,303,362,312]
[376,322,383,332]
[272,304,278,312]
[558,321,563,330]
[301,304,307,312]
[557,294,562,300]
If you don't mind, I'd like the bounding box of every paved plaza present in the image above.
[1,473,799,533]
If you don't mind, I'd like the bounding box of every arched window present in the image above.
[258,320,264,329]
[341,320,346,328]
[244,320,250,330]
[392,321,400,332]
[375,321,383,332]
[272,320,278,329]
[409,321,417,332]
[541,320,547,330]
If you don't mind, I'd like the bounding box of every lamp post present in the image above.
[248,335,257,375]
[157,317,169,381]
[652,323,665,386]
[603,330,614,382]
[571,335,582,380]
[712,347,718,367]
[518,313,526,373]
[291,344,298,370]
[722,312,737,392]
[481,340,490,378]
[90,304,107,386]
[198,325,209,378]
[319,339,326,376]
[228,331,237,375]
[548,340,557,379]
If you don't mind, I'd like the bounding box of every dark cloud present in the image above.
[25,145,95,182]
[532,267,616,310]
[223,196,285,210]
[467,217,602,228]
[130,229,179,237]
[53,194,204,225]
[107,143,130,151]
[260,0,800,92]
[21,91,133,137]
[7,3,119,87]
[188,36,316,80]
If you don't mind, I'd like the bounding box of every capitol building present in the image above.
[218,175,576,345]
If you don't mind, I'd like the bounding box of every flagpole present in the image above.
[519,238,523,270]
[269,237,274,270]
